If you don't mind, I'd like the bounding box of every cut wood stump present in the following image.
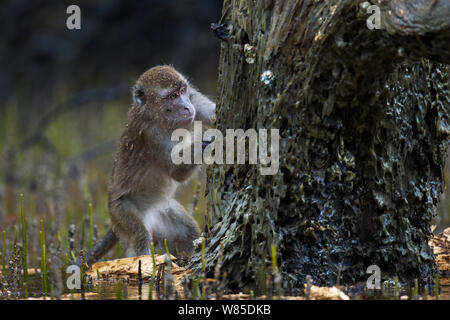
[430,228,450,274]
[86,254,190,295]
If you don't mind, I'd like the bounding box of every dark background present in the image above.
[0,0,221,112]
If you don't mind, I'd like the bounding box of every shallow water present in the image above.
[354,276,450,300]
[1,272,448,300]
[72,276,450,300]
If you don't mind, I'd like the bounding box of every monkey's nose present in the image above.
[182,107,193,117]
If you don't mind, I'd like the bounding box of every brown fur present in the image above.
[137,65,185,92]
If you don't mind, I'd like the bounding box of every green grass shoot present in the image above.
[201,237,206,273]
[1,230,6,273]
[88,203,94,250]
[20,194,29,297]
[271,243,278,273]
[40,220,48,296]
[164,239,172,269]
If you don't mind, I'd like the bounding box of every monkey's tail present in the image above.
[85,228,118,266]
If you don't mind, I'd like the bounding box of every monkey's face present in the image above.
[133,66,196,131]
[157,84,196,129]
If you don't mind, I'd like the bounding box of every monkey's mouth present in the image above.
[174,115,194,127]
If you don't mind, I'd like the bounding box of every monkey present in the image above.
[85,65,215,266]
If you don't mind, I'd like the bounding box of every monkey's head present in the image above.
[132,65,196,131]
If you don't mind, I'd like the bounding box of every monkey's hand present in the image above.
[202,139,213,151]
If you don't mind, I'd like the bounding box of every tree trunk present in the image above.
[192,0,450,293]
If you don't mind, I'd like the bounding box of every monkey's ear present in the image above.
[132,84,146,106]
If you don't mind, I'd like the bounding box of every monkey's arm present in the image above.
[190,87,216,126]
[169,162,200,182]
[167,127,204,182]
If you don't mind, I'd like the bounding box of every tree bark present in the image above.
[192,0,450,293]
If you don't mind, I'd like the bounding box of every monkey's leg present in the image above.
[169,163,200,182]
[111,198,152,256]
[85,229,118,266]
[152,201,200,256]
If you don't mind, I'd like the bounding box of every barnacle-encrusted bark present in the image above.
[192,0,450,292]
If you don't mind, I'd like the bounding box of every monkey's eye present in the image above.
[135,89,144,98]
[134,88,146,105]
[180,86,186,94]
[168,92,179,99]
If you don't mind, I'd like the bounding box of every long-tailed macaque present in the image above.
[85,65,215,265]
